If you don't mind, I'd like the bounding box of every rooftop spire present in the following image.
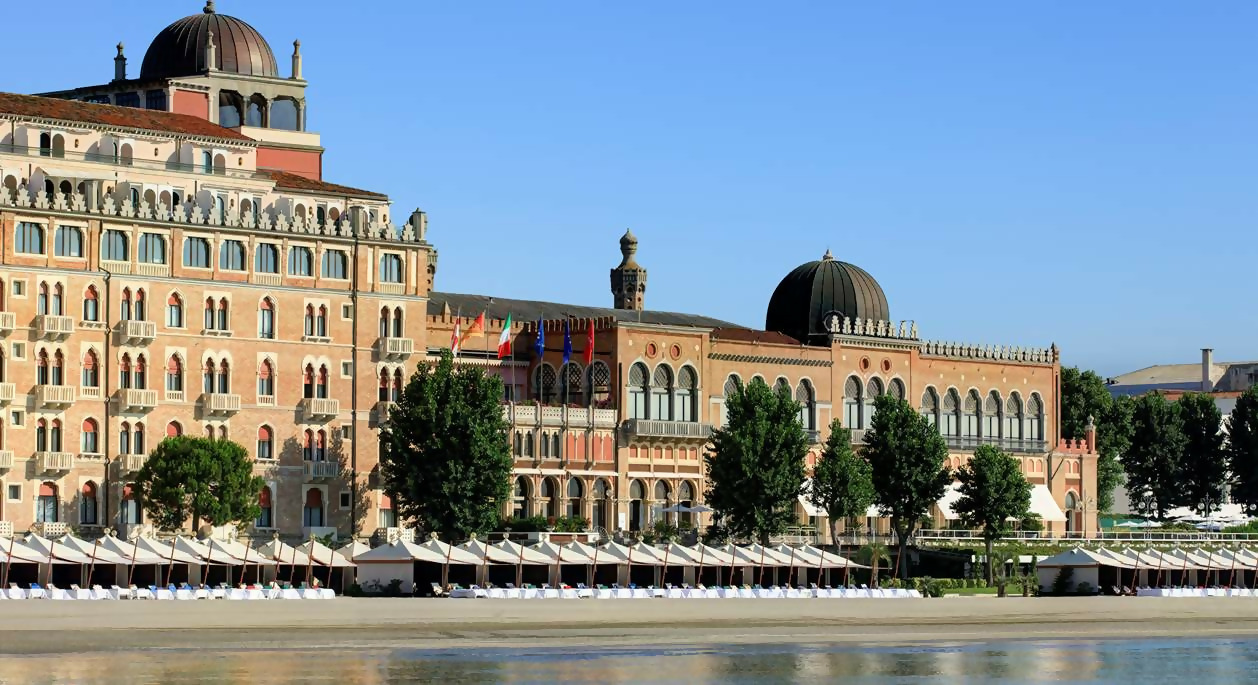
[822,248,833,261]
[204,0,216,13]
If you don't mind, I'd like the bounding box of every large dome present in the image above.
[140,2,278,80]
[765,250,890,345]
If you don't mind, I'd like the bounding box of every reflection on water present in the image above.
[4,638,1258,684]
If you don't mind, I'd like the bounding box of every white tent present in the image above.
[935,484,964,521]
[355,539,446,564]
[134,537,204,565]
[337,539,370,561]
[0,538,58,564]
[299,539,357,568]
[597,541,663,566]
[1028,485,1068,523]
[22,535,96,564]
[56,536,131,566]
[257,537,314,567]
[418,538,483,566]
[534,540,596,565]
[743,543,800,567]
[491,539,555,565]
[100,536,171,565]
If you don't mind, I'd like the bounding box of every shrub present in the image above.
[383,579,404,597]
[975,578,987,588]
[1051,567,1075,596]
[552,516,589,533]
[1076,582,1094,596]
[345,583,365,598]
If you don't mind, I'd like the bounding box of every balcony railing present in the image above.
[0,311,14,334]
[120,319,157,344]
[375,400,396,420]
[34,384,75,408]
[0,143,265,179]
[117,388,158,411]
[622,419,713,441]
[31,521,67,538]
[381,337,414,358]
[34,315,74,339]
[942,435,1047,454]
[0,521,11,538]
[302,397,340,421]
[203,393,241,415]
[0,383,14,403]
[304,461,340,480]
[0,450,12,470]
[121,453,146,474]
[36,451,74,473]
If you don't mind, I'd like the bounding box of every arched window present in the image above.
[1005,394,1023,441]
[984,391,1002,439]
[119,421,132,456]
[303,364,315,399]
[654,481,671,524]
[120,484,141,525]
[321,250,348,279]
[166,421,182,438]
[258,359,274,397]
[81,350,99,388]
[539,432,550,459]
[586,360,611,405]
[50,419,62,452]
[303,488,324,527]
[889,378,906,401]
[591,479,609,529]
[677,480,696,527]
[392,308,403,338]
[522,430,533,458]
[256,486,273,528]
[676,366,698,422]
[256,425,274,460]
[942,389,962,437]
[120,288,133,321]
[539,478,557,519]
[920,388,939,427]
[843,376,862,429]
[166,293,184,328]
[629,480,645,531]
[552,433,561,459]
[51,283,64,315]
[36,348,50,385]
[36,482,58,523]
[134,423,145,454]
[203,297,215,330]
[316,364,329,399]
[35,419,48,452]
[512,477,530,519]
[304,304,315,336]
[17,222,46,255]
[217,298,229,331]
[316,306,328,337]
[864,378,884,427]
[963,390,981,438]
[378,368,391,402]
[796,379,816,431]
[217,360,231,393]
[533,363,557,404]
[775,377,791,398]
[288,246,313,276]
[378,307,390,338]
[392,369,403,402]
[82,286,99,322]
[134,289,146,320]
[203,359,215,393]
[254,243,279,274]
[720,374,741,426]
[560,362,583,405]
[81,419,99,454]
[1026,394,1044,442]
[118,353,132,390]
[52,350,64,385]
[379,253,403,283]
[627,363,648,419]
[302,429,315,461]
[37,281,49,316]
[101,229,129,262]
[166,355,183,392]
[566,478,583,518]
[258,298,275,339]
[138,233,166,264]
[651,364,673,420]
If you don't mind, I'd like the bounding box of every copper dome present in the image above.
[140,2,279,80]
[765,250,890,345]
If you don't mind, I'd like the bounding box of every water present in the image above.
[3,638,1256,684]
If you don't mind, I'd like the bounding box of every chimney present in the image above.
[408,209,427,241]
[113,43,127,81]
[291,40,303,80]
[1084,415,1096,454]
[1202,348,1214,392]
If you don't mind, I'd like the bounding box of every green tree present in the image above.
[379,349,513,540]
[952,444,1033,584]
[1227,388,1258,515]
[1060,367,1133,512]
[863,393,951,580]
[856,542,890,587]
[705,377,808,544]
[135,436,263,533]
[1177,392,1227,515]
[1122,392,1187,519]
[808,420,875,545]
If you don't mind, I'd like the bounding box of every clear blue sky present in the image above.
[14,1,1258,376]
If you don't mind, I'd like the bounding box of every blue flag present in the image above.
[534,318,545,358]
[562,320,573,366]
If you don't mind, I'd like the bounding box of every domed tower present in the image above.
[610,229,647,311]
[139,1,279,80]
[765,250,889,345]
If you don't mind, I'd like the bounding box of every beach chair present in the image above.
[68,584,92,600]
[110,585,129,600]
[430,582,446,598]
[46,584,71,600]
[174,583,194,600]
[210,584,227,600]
[90,585,112,600]
[28,584,48,600]
[7,583,26,600]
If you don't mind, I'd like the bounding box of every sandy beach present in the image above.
[1,597,1256,655]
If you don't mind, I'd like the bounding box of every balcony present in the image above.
[0,383,14,403]
[302,397,340,421]
[120,319,157,344]
[34,384,75,408]
[116,388,158,412]
[622,419,713,441]
[806,430,822,445]
[31,521,67,538]
[380,337,414,359]
[34,315,74,339]
[36,451,74,473]
[593,409,618,428]
[374,400,396,420]
[0,450,12,470]
[848,429,867,445]
[120,453,146,474]
[942,435,1047,454]
[0,311,14,334]
[0,521,11,538]
[304,461,340,480]
[203,393,242,415]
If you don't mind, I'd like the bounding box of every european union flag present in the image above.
[534,318,545,358]
[562,320,573,366]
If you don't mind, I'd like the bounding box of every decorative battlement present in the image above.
[919,339,1058,365]
[825,314,918,340]
[1055,437,1095,456]
[0,185,424,244]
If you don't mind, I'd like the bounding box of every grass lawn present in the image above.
[941,587,1003,596]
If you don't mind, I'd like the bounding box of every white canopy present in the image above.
[22,535,95,564]
[936,483,964,521]
[206,539,275,566]
[533,540,596,565]
[562,540,612,564]
[1037,547,1131,568]
[100,536,171,565]
[1098,547,1151,569]
[257,537,314,567]
[597,541,664,566]
[1029,485,1068,523]
[743,543,800,566]
[299,539,357,568]
[56,536,131,565]
[798,479,823,517]
[1161,548,1212,571]
[0,538,59,564]
[134,537,203,565]
[779,544,866,569]
[355,539,447,564]
[418,538,483,565]
[337,539,370,561]
[683,543,739,567]
[491,539,555,565]
[653,542,698,567]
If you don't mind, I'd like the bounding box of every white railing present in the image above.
[383,337,414,358]
[35,315,74,338]
[118,388,158,410]
[377,283,405,295]
[100,259,131,275]
[0,311,15,333]
[31,522,67,538]
[80,386,102,399]
[0,383,14,403]
[593,408,617,427]
[35,385,76,407]
[204,393,241,414]
[36,451,74,472]
[254,273,282,287]
[304,461,340,480]
[0,521,12,538]
[121,319,157,343]
[135,262,170,278]
[122,453,146,473]
[623,419,713,440]
[302,397,340,420]
[0,450,12,470]
[165,390,185,403]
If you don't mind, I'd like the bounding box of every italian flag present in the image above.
[497,314,513,359]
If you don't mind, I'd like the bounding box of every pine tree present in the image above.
[136,436,263,533]
[1122,392,1186,519]
[1227,388,1258,515]
[705,377,808,544]
[379,349,513,540]
[953,444,1032,583]
[808,420,874,545]
[1177,392,1227,515]
[863,394,951,580]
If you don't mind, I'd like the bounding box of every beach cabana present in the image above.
[533,540,597,587]
[132,536,203,585]
[562,540,621,587]
[674,543,738,588]
[354,540,445,594]
[257,536,314,584]
[101,535,171,587]
[417,538,482,588]
[298,538,357,592]
[597,541,663,587]
[205,539,273,585]
[778,544,865,588]
[337,539,370,562]
[652,542,698,587]
[57,535,131,586]
[1036,547,1136,593]
[491,540,554,587]
[0,536,65,589]
[23,534,98,587]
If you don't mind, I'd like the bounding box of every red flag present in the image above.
[584,319,594,365]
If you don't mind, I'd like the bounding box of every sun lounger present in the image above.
[8,583,26,600]
[27,584,48,600]
[68,584,92,600]
[46,584,71,600]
